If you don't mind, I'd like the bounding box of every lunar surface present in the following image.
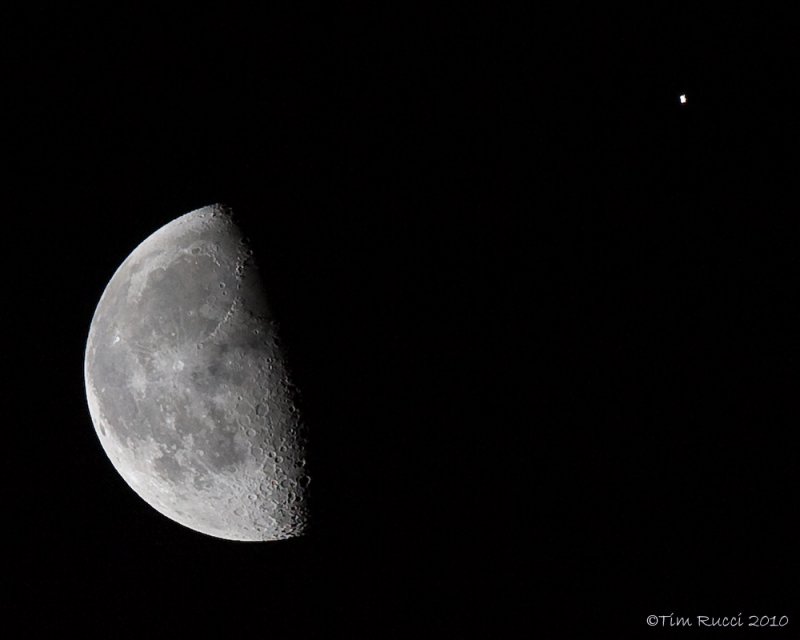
[84,204,309,541]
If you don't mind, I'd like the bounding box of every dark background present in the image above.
[5,5,797,637]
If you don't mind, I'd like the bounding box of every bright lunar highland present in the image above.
[84,204,310,541]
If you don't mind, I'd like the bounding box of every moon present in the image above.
[84,204,310,541]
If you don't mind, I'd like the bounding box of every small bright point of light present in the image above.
[679,94,687,104]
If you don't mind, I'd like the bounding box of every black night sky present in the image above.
[5,5,797,637]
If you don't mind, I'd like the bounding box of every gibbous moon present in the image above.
[84,204,310,541]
